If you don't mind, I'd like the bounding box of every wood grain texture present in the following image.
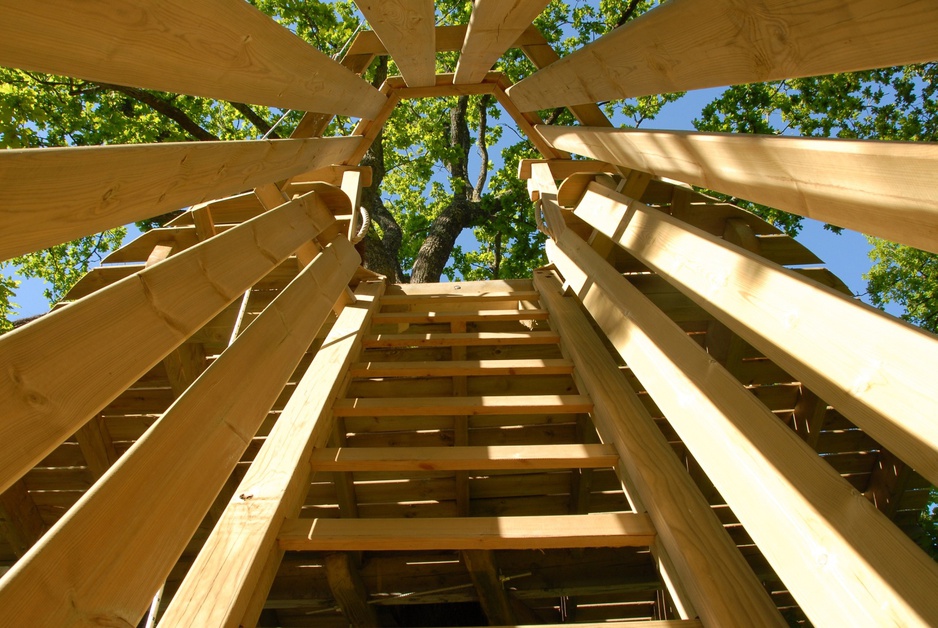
[547,229,938,627]
[541,125,938,254]
[454,0,551,84]
[507,0,938,110]
[333,395,592,417]
[310,444,618,472]
[0,192,334,495]
[349,358,573,377]
[0,0,386,117]
[356,0,436,87]
[160,281,383,627]
[278,513,656,551]
[574,181,938,489]
[0,136,358,260]
[534,269,784,627]
[0,238,360,627]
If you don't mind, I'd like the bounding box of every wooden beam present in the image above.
[158,283,382,626]
[162,343,207,399]
[362,330,560,347]
[454,0,550,84]
[0,238,361,627]
[540,126,938,255]
[479,623,701,628]
[311,444,618,472]
[346,24,548,56]
[534,269,784,627]
[518,159,616,181]
[348,358,573,378]
[507,0,938,110]
[372,308,549,324]
[333,395,592,417]
[325,553,379,627]
[530,162,566,238]
[75,415,118,480]
[0,0,386,117]
[573,181,938,489]
[0,480,46,558]
[279,513,656,551]
[0,136,358,260]
[355,1,436,87]
[463,550,517,625]
[493,85,564,159]
[547,229,938,626]
[0,192,334,495]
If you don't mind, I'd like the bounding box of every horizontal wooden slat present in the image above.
[362,331,559,348]
[0,192,333,495]
[0,0,386,118]
[348,358,574,378]
[372,308,549,324]
[310,444,618,472]
[279,513,655,551]
[507,0,938,111]
[332,394,592,417]
[380,291,540,304]
[0,137,358,260]
[540,126,938,255]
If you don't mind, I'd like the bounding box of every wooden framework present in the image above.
[0,2,937,627]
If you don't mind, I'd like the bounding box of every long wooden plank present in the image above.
[0,136,358,260]
[507,0,938,110]
[454,0,551,84]
[356,1,436,87]
[349,358,574,377]
[362,331,559,347]
[534,270,785,627]
[279,513,655,551]
[372,308,549,324]
[0,192,334,495]
[547,229,938,626]
[0,0,386,117]
[573,181,938,489]
[0,238,360,627]
[159,281,384,627]
[310,444,618,472]
[333,395,592,417]
[540,126,938,254]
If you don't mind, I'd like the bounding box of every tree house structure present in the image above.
[1,1,938,627]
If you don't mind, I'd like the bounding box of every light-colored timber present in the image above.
[278,513,656,551]
[0,137,357,260]
[573,181,938,488]
[355,1,436,87]
[332,394,592,417]
[0,193,334,495]
[0,0,386,118]
[454,1,551,84]
[348,358,574,377]
[310,444,618,472]
[507,0,938,110]
[362,331,560,347]
[540,125,938,254]
[0,238,360,627]
[534,269,785,627]
[547,229,938,627]
[159,281,384,627]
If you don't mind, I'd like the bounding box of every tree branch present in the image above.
[230,102,280,138]
[473,95,492,201]
[96,83,220,141]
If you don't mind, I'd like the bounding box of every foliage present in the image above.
[865,237,938,333]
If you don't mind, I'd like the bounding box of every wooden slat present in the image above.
[279,513,656,551]
[507,0,938,111]
[0,0,386,117]
[0,480,46,558]
[540,126,938,255]
[160,281,384,627]
[333,394,592,417]
[325,552,379,627]
[0,136,357,260]
[356,1,436,87]
[573,181,938,489]
[310,444,617,472]
[0,238,361,627]
[0,192,333,495]
[454,0,550,84]
[372,308,549,324]
[517,159,617,181]
[362,331,559,347]
[547,228,938,626]
[534,269,785,627]
[348,358,574,377]
[463,550,517,625]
